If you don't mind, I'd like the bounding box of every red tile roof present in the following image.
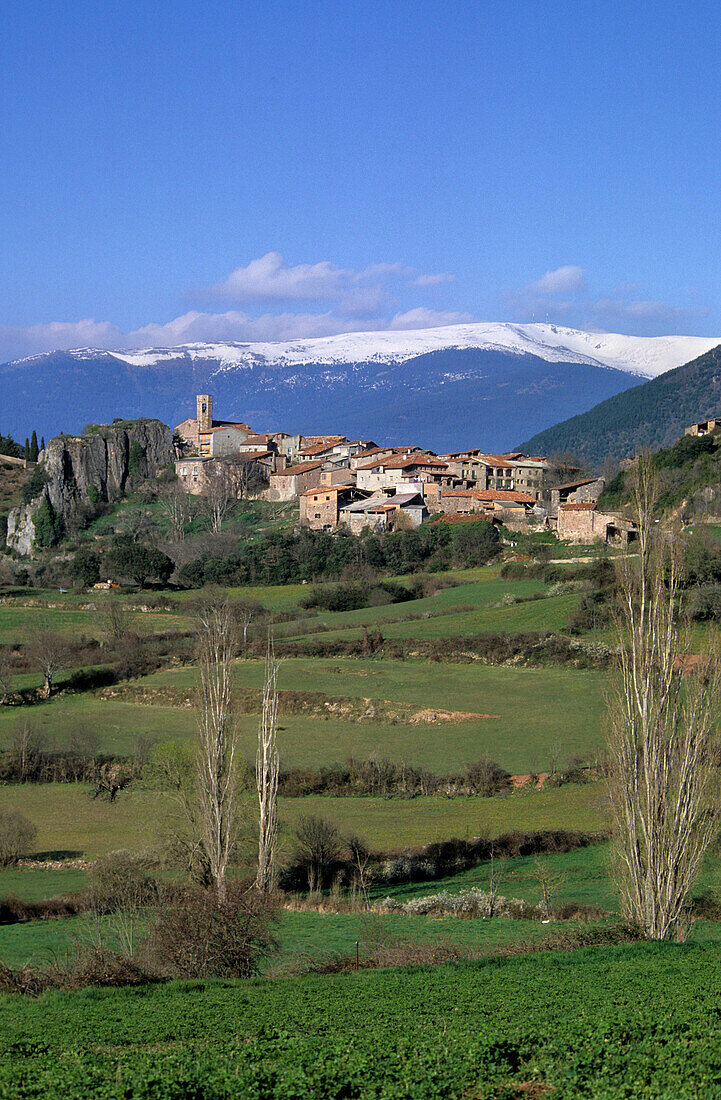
[301,484,355,497]
[272,461,324,475]
[474,490,536,504]
[478,454,518,466]
[300,442,339,456]
[561,501,597,512]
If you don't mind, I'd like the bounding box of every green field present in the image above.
[0,783,608,858]
[3,944,721,1096]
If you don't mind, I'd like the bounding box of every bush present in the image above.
[143,884,276,978]
[108,537,174,587]
[464,760,511,796]
[21,465,47,504]
[88,852,159,913]
[0,810,37,865]
[69,548,101,587]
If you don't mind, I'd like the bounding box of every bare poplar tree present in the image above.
[235,602,256,655]
[256,635,280,893]
[101,599,129,646]
[195,594,239,900]
[607,454,721,940]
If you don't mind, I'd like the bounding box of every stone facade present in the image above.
[267,461,325,501]
[557,502,637,545]
[300,486,354,529]
[686,418,721,437]
[550,477,605,509]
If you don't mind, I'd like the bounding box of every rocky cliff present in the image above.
[6,419,174,555]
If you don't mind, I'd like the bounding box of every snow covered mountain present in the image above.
[4,323,720,452]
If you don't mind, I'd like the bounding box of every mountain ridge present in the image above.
[4,323,720,454]
[517,344,721,467]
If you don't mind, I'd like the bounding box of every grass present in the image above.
[0,867,88,902]
[4,944,721,1095]
[1,654,608,773]
[0,604,191,644]
[0,782,608,858]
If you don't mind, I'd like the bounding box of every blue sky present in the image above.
[2,0,721,359]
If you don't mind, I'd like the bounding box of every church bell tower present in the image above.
[197,394,213,432]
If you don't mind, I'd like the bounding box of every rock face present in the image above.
[6,419,174,555]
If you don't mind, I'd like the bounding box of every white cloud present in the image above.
[0,319,124,361]
[0,305,479,361]
[198,252,453,304]
[0,253,466,360]
[527,265,586,295]
[203,252,349,302]
[413,272,455,287]
[389,308,474,329]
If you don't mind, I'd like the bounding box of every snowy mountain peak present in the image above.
[86,322,721,379]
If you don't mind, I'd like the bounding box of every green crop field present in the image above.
[3,943,721,1096]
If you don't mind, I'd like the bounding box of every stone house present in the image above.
[477,455,517,491]
[266,461,326,500]
[685,418,721,437]
[432,489,487,515]
[350,445,424,470]
[355,454,449,492]
[507,458,550,500]
[557,501,637,545]
[175,451,275,494]
[339,492,428,533]
[299,485,363,530]
[549,477,605,509]
[438,454,489,487]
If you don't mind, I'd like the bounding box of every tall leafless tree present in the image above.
[234,601,257,655]
[607,454,721,940]
[162,483,195,542]
[195,594,239,900]
[256,635,280,893]
[203,462,238,535]
[101,599,130,646]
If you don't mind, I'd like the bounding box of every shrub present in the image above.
[33,499,63,548]
[88,852,159,913]
[21,465,47,504]
[464,760,511,796]
[0,810,37,865]
[143,884,276,978]
[69,547,101,587]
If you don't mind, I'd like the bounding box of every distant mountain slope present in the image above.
[517,345,721,467]
[3,322,719,452]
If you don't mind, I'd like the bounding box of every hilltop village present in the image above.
[174,394,634,545]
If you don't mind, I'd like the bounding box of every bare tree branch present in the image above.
[195,594,239,900]
[256,635,279,893]
[606,453,721,940]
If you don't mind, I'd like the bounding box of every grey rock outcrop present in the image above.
[6,419,173,555]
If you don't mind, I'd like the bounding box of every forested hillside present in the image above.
[518,344,721,467]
